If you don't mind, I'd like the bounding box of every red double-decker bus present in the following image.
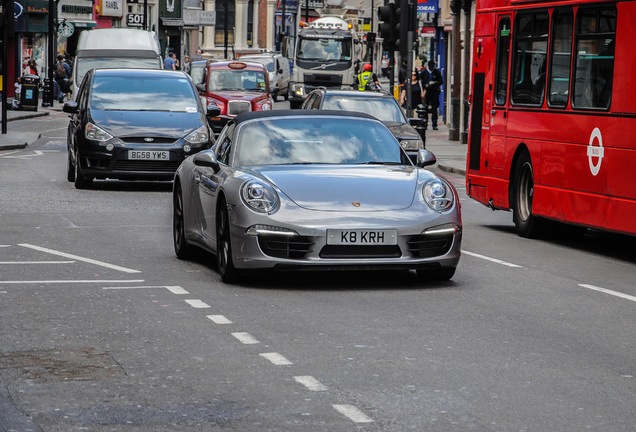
[466,0,635,237]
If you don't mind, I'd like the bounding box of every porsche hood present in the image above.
[251,165,420,212]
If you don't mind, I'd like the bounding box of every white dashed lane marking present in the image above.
[232,332,260,344]
[260,352,293,366]
[294,376,328,392]
[579,284,636,303]
[207,315,233,324]
[463,250,523,268]
[332,404,374,423]
[18,243,141,273]
[185,299,210,308]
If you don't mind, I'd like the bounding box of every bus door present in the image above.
[488,15,512,174]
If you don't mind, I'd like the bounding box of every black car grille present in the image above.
[319,245,401,259]
[114,160,182,172]
[406,234,454,258]
[257,235,314,259]
[121,137,178,145]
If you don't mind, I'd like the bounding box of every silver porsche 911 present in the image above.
[173,110,462,283]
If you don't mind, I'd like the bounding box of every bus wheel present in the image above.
[512,152,544,238]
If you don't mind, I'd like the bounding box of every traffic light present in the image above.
[377,2,397,52]
[395,0,410,57]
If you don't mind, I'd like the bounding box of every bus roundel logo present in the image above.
[587,127,604,176]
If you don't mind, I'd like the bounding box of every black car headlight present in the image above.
[184,125,210,147]
[240,180,279,213]
[85,122,113,142]
[423,178,454,212]
[400,139,423,151]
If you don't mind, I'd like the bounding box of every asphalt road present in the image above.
[1,111,635,431]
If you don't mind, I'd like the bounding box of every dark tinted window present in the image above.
[495,17,512,105]
[511,11,549,106]
[572,6,616,109]
[548,9,573,107]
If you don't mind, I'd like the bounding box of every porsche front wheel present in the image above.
[173,183,193,259]
[216,200,240,283]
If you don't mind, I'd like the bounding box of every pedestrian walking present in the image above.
[191,49,203,62]
[182,56,191,74]
[380,55,389,78]
[54,54,71,103]
[399,70,426,118]
[164,52,176,70]
[424,60,443,130]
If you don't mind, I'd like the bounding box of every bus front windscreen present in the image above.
[296,37,352,62]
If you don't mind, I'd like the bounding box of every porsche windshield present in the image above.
[89,75,199,112]
[296,37,352,61]
[236,117,407,166]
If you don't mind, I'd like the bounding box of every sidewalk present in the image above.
[1,98,468,176]
[0,99,55,150]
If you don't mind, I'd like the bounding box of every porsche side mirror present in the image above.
[416,149,437,168]
[193,149,220,172]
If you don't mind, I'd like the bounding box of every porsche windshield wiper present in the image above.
[364,161,403,165]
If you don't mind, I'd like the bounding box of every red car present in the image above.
[196,61,274,134]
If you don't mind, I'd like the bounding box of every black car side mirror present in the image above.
[416,149,437,168]
[63,101,79,114]
[270,86,279,95]
[193,149,220,172]
[206,104,221,117]
[196,83,206,93]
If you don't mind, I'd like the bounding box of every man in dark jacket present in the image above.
[424,60,443,130]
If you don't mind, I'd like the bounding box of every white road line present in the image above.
[578,284,636,303]
[207,315,233,324]
[232,332,260,344]
[0,280,144,285]
[185,299,210,308]
[101,285,189,295]
[294,376,328,392]
[0,261,75,264]
[0,291,7,294]
[260,352,293,366]
[462,250,523,268]
[332,405,374,423]
[18,243,141,273]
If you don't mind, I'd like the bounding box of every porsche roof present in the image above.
[232,110,378,125]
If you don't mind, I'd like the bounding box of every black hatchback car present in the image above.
[301,89,424,161]
[64,68,217,189]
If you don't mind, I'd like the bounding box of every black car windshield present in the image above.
[208,70,268,92]
[322,95,406,123]
[89,75,199,112]
[235,117,407,166]
[77,58,161,88]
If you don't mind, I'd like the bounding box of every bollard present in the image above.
[41,78,53,107]
[415,104,428,148]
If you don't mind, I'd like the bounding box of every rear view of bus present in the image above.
[466,0,634,238]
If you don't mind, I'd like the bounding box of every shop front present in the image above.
[57,0,98,56]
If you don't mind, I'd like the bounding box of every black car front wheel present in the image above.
[73,148,93,189]
[66,149,75,182]
[216,199,240,284]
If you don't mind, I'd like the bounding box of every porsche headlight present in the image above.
[241,180,279,213]
[400,139,423,151]
[423,178,454,212]
[184,125,210,147]
[85,122,113,142]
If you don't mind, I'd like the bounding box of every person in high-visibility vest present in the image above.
[354,64,380,91]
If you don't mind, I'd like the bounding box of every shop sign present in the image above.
[417,0,438,14]
[99,0,123,17]
[58,0,93,21]
[183,9,216,26]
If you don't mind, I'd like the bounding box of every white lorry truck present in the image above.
[287,16,362,108]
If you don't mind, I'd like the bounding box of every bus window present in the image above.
[573,7,616,109]
[548,9,573,107]
[511,11,549,106]
[494,17,511,106]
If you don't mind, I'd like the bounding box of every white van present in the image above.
[72,28,162,98]
[239,53,291,101]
